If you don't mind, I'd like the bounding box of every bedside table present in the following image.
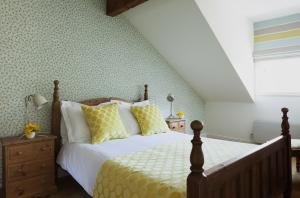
[1,135,57,198]
[166,119,186,133]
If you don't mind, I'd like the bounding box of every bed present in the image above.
[51,80,292,198]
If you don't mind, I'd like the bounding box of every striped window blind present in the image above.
[254,13,300,61]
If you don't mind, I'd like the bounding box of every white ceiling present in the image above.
[231,0,300,21]
[125,0,253,102]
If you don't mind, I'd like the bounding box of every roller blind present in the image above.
[254,13,300,61]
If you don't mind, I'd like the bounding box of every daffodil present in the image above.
[23,122,40,138]
[176,111,184,118]
[24,128,33,137]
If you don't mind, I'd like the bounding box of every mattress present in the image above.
[56,132,257,196]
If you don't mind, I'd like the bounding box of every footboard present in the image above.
[187,108,292,198]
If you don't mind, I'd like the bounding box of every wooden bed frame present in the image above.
[51,80,292,198]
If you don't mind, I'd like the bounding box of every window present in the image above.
[254,14,300,95]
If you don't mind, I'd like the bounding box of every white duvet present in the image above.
[57,132,256,196]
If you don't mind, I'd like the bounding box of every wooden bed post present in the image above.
[187,120,207,198]
[144,84,148,100]
[51,80,61,154]
[281,108,292,198]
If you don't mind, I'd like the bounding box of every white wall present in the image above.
[205,101,256,142]
[195,0,255,99]
[256,57,300,95]
[205,96,300,142]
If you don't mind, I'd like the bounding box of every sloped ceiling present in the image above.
[230,0,300,21]
[124,0,254,102]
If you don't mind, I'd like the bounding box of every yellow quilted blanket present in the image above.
[93,141,191,198]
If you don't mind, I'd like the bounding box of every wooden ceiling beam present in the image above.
[107,0,148,17]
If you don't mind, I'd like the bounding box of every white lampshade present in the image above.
[31,94,48,110]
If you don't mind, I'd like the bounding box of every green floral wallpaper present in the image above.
[0,0,204,185]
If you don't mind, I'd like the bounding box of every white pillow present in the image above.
[60,115,69,144]
[111,100,150,135]
[61,101,113,143]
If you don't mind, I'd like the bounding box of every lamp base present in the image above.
[167,115,177,119]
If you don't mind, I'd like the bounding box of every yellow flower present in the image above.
[23,122,40,137]
[176,111,184,117]
[26,122,40,132]
[24,128,33,137]
[32,124,40,131]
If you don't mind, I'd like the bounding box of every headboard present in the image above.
[51,80,149,153]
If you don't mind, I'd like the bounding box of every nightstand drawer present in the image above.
[7,143,35,164]
[7,174,55,198]
[7,159,54,182]
[178,121,185,130]
[169,122,178,130]
[166,119,186,133]
[35,141,54,159]
[7,140,54,164]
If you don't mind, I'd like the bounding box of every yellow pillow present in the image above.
[131,105,170,135]
[81,104,128,144]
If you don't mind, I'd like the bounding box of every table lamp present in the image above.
[167,93,175,119]
[25,94,48,123]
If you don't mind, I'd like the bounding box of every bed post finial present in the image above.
[187,120,207,198]
[53,80,59,101]
[281,108,290,136]
[190,120,204,173]
[144,84,148,100]
[281,107,292,198]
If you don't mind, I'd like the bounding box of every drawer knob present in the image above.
[180,125,183,127]
[17,168,26,176]
[16,151,23,155]
[40,147,47,151]
[18,169,26,176]
[172,126,176,129]
[16,187,24,196]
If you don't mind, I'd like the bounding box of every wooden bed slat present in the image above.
[251,164,259,198]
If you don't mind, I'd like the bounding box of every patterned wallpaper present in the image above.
[0,0,204,185]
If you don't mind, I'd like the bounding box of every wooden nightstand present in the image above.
[166,119,186,133]
[2,134,57,198]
